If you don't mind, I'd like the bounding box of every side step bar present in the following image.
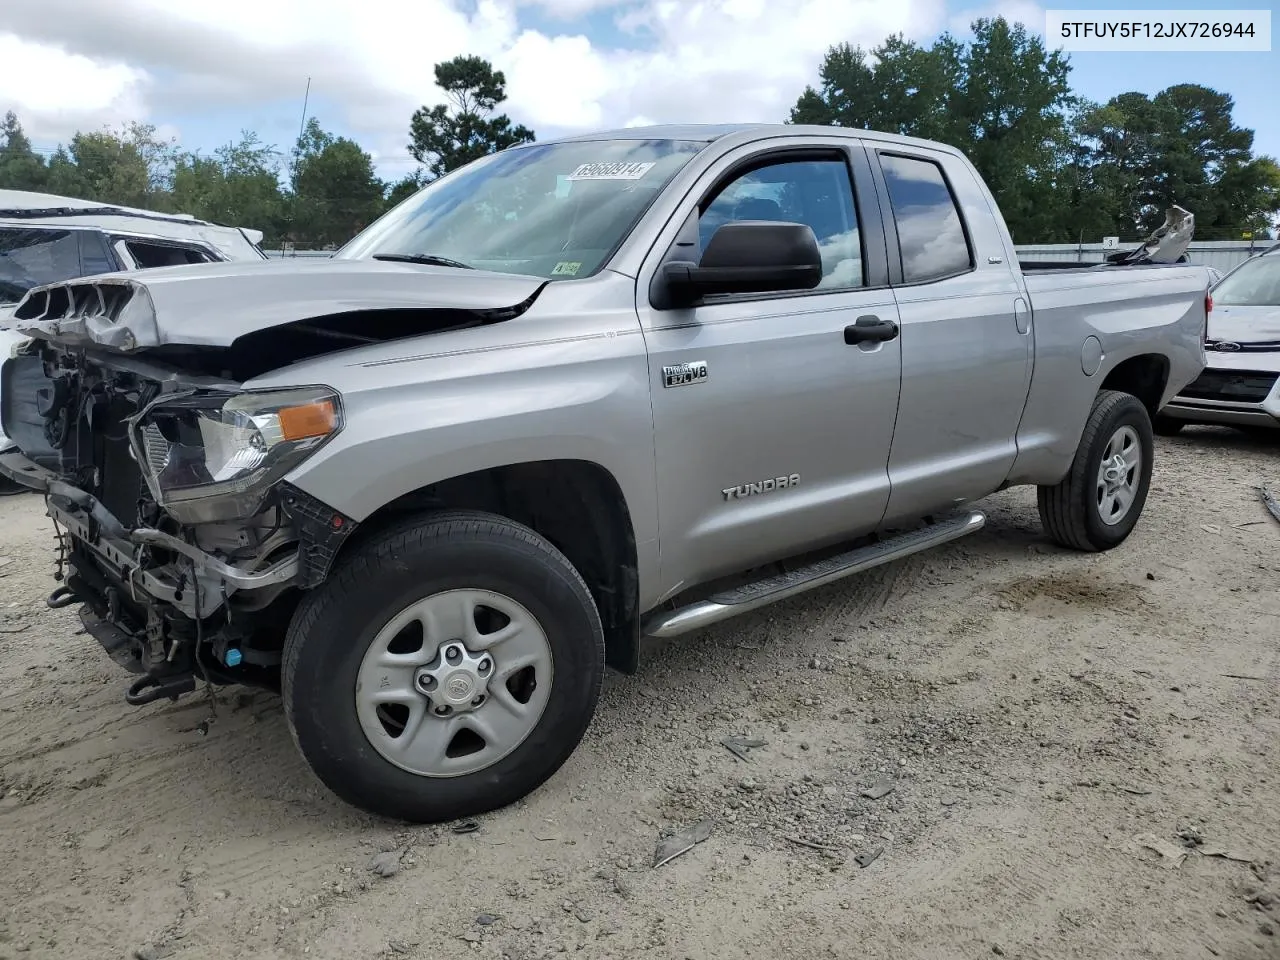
[641,511,986,640]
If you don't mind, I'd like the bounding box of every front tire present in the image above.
[1037,390,1155,552]
[282,510,606,823]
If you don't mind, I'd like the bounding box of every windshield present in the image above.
[0,227,88,304]
[337,138,708,280]
[1214,254,1280,307]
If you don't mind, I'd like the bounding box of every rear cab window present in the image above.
[877,154,974,284]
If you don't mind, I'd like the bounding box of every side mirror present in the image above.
[656,221,823,308]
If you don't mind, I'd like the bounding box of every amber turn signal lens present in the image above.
[278,400,338,441]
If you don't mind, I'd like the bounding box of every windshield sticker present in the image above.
[551,261,582,277]
[566,162,655,181]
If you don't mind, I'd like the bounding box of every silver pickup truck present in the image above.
[0,124,1210,824]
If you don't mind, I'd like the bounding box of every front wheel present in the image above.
[282,510,606,823]
[1037,390,1155,552]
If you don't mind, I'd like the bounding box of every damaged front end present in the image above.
[0,341,357,705]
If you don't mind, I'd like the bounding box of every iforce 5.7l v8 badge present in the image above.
[662,360,709,388]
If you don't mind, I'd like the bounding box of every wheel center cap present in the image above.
[443,671,476,704]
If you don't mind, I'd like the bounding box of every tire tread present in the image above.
[1037,389,1150,552]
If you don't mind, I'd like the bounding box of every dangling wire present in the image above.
[189,558,220,734]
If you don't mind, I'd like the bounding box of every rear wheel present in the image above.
[282,510,606,823]
[1038,390,1154,552]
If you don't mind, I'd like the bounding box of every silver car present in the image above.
[1157,243,1280,435]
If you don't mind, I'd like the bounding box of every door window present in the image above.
[699,158,864,289]
[878,154,973,283]
[121,240,216,268]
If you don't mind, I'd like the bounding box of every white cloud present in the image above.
[0,0,960,170]
[0,34,150,142]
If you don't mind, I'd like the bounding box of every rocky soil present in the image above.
[0,426,1278,960]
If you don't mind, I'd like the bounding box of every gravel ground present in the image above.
[1,426,1278,960]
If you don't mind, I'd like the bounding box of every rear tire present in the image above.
[282,509,606,823]
[1037,390,1154,552]
[1152,414,1185,436]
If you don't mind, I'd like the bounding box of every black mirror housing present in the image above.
[657,221,823,307]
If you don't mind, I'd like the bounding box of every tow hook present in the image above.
[46,585,79,609]
[126,673,197,706]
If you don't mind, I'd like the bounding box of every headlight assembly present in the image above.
[130,386,343,523]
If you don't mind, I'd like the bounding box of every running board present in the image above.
[641,511,986,640]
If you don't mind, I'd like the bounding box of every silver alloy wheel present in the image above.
[1095,424,1141,526]
[355,588,554,778]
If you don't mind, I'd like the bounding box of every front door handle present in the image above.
[844,315,899,345]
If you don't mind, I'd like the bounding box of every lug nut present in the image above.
[435,705,452,716]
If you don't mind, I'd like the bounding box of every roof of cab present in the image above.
[537,123,771,144]
[531,122,968,159]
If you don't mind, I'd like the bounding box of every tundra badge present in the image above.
[722,474,800,501]
[662,360,709,388]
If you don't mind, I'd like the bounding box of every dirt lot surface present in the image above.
[1,428,1278,960]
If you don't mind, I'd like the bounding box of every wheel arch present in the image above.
[338,458,642,674]
[1099,352,1171,417]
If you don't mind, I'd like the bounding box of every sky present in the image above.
[0,0,1275,184]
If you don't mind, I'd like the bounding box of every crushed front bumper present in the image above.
[0,450,300,620]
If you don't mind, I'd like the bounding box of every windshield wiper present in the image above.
[372,253,475,270]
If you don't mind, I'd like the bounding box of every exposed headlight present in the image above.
[131,386,343,523]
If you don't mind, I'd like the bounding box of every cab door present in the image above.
[869,148,1034,524]
[634,138,904,601]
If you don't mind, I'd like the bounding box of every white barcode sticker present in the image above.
[566,161,655,181]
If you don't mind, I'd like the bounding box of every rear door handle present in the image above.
[844,315,899,345]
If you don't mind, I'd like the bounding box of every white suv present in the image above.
[0,190,266,464]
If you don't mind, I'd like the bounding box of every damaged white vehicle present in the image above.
[0,190,265,462]
[1157,242,1280,434]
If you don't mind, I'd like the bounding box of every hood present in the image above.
[1,258,547,351]
[1206,304,1280,349]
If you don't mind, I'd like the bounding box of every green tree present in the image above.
[288,118,385,247]
[0,112,48,192]
[172,131,287,241]
[790,34,965,145]
[1076,84,1280,238]
[407,55,535,181]
[383,171,423,210]
[790,18,1075,242]
[958,18,1076,242]
[55,122,179,209]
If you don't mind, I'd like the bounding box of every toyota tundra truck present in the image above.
[0,124,1210,824]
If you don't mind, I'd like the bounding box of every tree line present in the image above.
[2,17,1277,248]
